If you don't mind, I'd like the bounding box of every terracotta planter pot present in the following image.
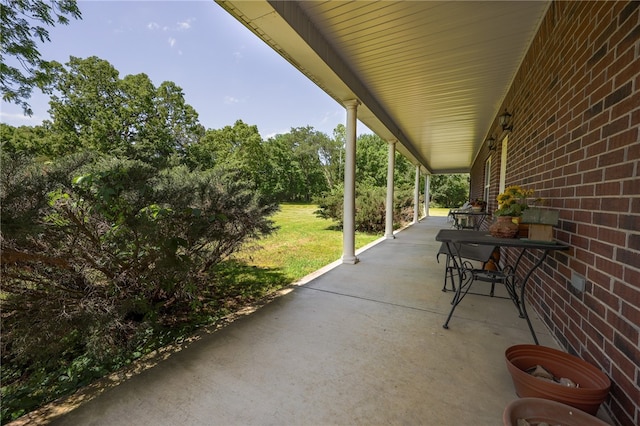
[503,397,610,426]
[489,216,519,238]
[505,344,611,415]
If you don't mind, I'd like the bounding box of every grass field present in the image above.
[234,203,380,282]
[429,207,450,217]
[235,204,449,283]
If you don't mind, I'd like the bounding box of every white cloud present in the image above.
[224,96,240,105]
[168,37,176,47]
[147,18,194,33]
[176,19,193,30]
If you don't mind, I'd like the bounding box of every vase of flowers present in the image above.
[494,185,536,217]
[491,185,540,238]
[471,198,487,212]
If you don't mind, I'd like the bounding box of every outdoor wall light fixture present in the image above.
[500,109,513,132]
[486,136,497,151]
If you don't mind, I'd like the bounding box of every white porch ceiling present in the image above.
[216,1,550,174]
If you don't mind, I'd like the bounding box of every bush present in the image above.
[314,184,416,233]
[0,152,278,422]
[314,184,344,226]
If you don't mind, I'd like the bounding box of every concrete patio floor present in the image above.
[32,217,568,425]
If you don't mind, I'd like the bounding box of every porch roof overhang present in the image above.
[216,1,550,174]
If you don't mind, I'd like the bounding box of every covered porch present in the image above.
[209,3,639,424]
[34,217,567,425]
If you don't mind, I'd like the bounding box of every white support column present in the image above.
[342,100,360,264]
[384,140,396,239]
[424,174,430,218]
[413,165,420,223]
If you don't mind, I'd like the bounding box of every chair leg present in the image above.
[441,261,449,292]
[441,254,457,292]
[443,269,473,329]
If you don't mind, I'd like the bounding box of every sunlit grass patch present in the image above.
[428,207,450,217]
[234,203,380,281]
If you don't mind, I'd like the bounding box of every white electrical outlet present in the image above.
[571,272,586,292]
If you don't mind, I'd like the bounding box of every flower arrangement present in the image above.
[471,198,487,209]
[494,185,540,217]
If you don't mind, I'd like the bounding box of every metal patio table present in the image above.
[435,229,569,344]
[449,209,489,230]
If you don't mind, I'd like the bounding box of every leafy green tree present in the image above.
[289,126,331,201]
[263,133,302,201]
[0,122,54,157]
[391,148,415,189]
[187,120,273,196]
[152,81,204,159]
[47,56,204,165]
[266,126,330,202]
[354,133,415,189]
[319,124,345,188]
[48,56,123,155]
[430,174,469,207]
[355,133,388,187]
[0,0,81,115]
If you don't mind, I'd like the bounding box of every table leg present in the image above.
[518,249,550,345]
[502,250,526,318]
[443,242,464,329]
[441,244,546,343]
[453,216,462,229]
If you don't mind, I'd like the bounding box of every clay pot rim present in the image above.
[505,345,610,415]
[505,359,610,399]
[503,397,611,426]
[505,344,611,391]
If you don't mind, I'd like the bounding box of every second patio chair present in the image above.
[436,242,501,294]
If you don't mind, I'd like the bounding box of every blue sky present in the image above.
[1,1,370,138]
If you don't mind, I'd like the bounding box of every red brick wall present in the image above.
[471,2,640,425]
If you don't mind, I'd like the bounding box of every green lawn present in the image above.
[235,204,449,283]
[235,203,380,282]
[428,207,450,217]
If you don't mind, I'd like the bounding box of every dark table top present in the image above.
[449,209,488,216]
[435,229,570,250]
